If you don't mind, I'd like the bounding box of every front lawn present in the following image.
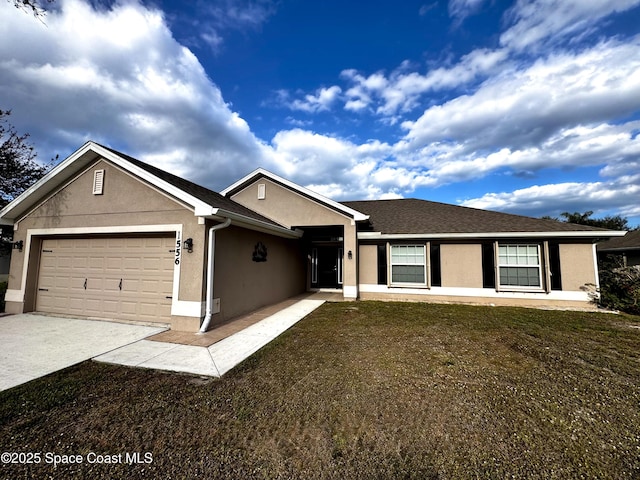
[1,302,639,479]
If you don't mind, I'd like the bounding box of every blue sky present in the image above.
[1,0,639,226]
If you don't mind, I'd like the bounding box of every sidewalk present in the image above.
[93,295,326,377]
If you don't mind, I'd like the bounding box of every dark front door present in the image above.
[312,246,342,288]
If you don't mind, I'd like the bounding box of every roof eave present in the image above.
[202,208,303,239]
[598,246,640,252]
[358,230,628,240]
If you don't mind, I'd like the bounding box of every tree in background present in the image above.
[9,0,53,18]
[0,110,53,209]
[543,211,630,231]
[559,211,630,231]
[0,110,54,256]
[548,210,639,315]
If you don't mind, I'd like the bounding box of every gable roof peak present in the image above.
[222,167,369,222]
[0,142,300,238]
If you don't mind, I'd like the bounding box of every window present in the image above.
[498,244,542,288]
[391,245,426,285]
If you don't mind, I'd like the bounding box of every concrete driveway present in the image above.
[0,313,166,392]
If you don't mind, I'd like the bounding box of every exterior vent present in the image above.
[93,169,105,195]
[258,183,266,200]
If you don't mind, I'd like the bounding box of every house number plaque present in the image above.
[174,232,182,265]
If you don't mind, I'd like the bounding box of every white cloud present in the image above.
[338,48,510,117]
[266,129,408,199]
[419,3,438,16]
[177,0,278,53]
[402,37,640,153]
[448,0,488,23]
[461,176,640,219]
[289,86,343,113]
[0,0,268,187]
[501,0,640,51]
[1,0,639,225]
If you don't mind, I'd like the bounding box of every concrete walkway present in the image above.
[94,296,325,377]
[0,315,166,391]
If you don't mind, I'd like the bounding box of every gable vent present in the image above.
[93,169,105,195]
[258,183,266,200]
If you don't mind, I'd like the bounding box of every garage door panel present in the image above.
[37,274,59,289]
[84,298,102,314]
[102,299,119,317]
[105,257,121,270]
[67,296,85,314]
[69,276,87,293]
[36,236,175,324]
[122,258,143,271]
[141,279,163,294]
[88,255,105,268]
[120,301,138,315]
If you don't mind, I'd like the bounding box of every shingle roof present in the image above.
[99,145,284,228]
[597,230,640,251]
[342,198,612,235]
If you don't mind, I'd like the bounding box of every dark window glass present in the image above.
[482,242,496,288]
[499,266,541,287]
[377,244,387,285]
[430,243,441,287]
[391,265,425,283]
[549,242,562,290]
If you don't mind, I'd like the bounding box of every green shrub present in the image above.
[0,281,6,313]
[596,258,640,315]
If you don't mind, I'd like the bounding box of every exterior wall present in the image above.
[231,178,349,228]
[358,289,598,310]
[358,244,378,285]
[559,243,597,291]
[231,178,358,298]
[357,240,599,310]
[5,159,206,330]
[440,244,483,288]
[211,224,306,325]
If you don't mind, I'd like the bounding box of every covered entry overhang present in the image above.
[302,226,346,290]
[221,168,369,299]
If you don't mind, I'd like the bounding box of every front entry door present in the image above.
[312,246,343,288]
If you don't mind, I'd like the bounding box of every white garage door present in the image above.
[36,236,175,324]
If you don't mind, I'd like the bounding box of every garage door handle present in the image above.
[84,278,87,290]
[38,288,49,292]
[119,279,123,291]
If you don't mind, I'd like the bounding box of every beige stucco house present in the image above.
[0,142,626,331]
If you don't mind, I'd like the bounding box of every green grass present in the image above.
[1,302,639,479]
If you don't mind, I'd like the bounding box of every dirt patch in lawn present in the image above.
[1,302,639,479]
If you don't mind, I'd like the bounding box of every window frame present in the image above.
[497,243,544,291]
[389,244,428,287]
